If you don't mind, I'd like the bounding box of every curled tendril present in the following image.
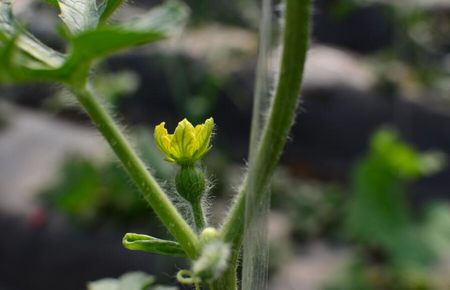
[176,269,199,285]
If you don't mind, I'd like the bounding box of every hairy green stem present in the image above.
[209,256,238,290]
[192,200,206,232]
[218,0,312,287]
[72,84,200,259]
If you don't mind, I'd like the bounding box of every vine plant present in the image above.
[0,0,311,289]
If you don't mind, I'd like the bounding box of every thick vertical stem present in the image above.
[72,84,200,259]
[217,0,312,287]
[209,256,238,290]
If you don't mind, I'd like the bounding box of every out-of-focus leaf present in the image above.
[88,279,118,290]
[50,158,100,217]
[1,0,188,83]
[0,35,65,83]
[15,32,65,68]
[0,0,64,70]
[119,272,155,290]
[64,0,188,65]
[87,272,156,290]
[40,156,157,226]
[57,0,99,34]
[98,0,124,24]
[422,204,450,257]
[346,129,442,266]
[123,233,186,257]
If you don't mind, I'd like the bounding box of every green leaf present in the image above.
[57,0,99,34]
[98,0,124,24]
[64,0,188,65]
[87,272,155,290]
[68,27,163,61]
[0,34,65,83]
[1,0,188,83]
[123,233,186,257]
[0,0,65,69]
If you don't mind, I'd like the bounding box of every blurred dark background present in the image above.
[0,0,449,289]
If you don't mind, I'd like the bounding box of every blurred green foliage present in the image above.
[40,129,172,227]
[87,271,176,290]
[40,155,149,226]
[326,129,449,290]
[346,129,444,267]
[421,204,450,259]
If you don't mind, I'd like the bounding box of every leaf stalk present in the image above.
[72,84,200,259]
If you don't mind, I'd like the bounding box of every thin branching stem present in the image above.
[72,84,200,259]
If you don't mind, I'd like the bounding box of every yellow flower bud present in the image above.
[154,117,214,165]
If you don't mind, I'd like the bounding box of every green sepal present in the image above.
[123,233,186,257]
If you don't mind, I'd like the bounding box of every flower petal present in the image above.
[154,118,214,164]
[154,122,171,155]
[195,117,214,157]
[173,118,196,160]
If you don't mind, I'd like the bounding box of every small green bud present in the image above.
[200,227,219,245]
[175,166,205,204]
